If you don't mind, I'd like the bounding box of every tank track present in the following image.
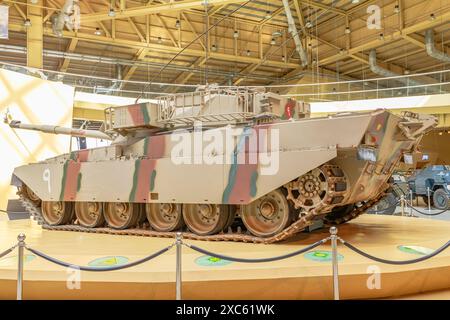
[18,190,384,244]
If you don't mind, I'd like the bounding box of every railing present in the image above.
[2,61,449,103]
[156,88,258,125]
[3,225,450,301]
[369,186,449,217]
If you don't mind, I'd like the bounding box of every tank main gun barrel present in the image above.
[8,120,113,141]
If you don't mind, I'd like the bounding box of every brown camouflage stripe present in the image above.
[129,135,166,202]
[127,103,151,126]
[59,161,82,201]
[223,124,271,204]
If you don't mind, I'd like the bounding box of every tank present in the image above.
[8,87,438,243]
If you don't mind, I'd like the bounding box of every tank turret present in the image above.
[9,87,438,243]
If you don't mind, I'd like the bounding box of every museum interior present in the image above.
[0,0,449,301]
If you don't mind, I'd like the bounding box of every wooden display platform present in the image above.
[0,214,450,300]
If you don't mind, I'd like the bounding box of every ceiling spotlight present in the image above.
[351,0,360,3]
[157,36,162,44]
[108,8,116,17]
[233,30,239,39]
[265,10,271,19]
[175,19,181,28]
[270,38,276,45]
[379,33,384,40]
[24,19,32,27]
[272,30,282,38]
[211,44,217,52]
[246,50,251,56]
[345,27,351,34]
[305,21,313,28]
[430,13,436,20]
[404,69,410,75]
[94,27,101,36]
[282,55,286,62]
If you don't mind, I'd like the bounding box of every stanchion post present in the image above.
[427,187,431,213]
[330,227,340,300]
[400,195,405,216]
[409,190,413,217]
[176,232,182,301]
[16,233,26,301]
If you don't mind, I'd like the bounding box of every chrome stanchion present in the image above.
[409,190,413,217]
[16,233,26,300]
[330,227,340,300]
[176,232,182,301]
[427,187,432,214]
[400,195,405,216]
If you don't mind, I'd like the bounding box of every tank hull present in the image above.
[13,112,375,204]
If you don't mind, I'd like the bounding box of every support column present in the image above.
[26,0,43,68]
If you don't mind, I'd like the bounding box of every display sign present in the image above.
[0,5,8,39]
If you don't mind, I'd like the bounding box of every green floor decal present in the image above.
[304,250,344,262]
[397,245,434,256]
[88,256,129,267]
[195,255,232,267]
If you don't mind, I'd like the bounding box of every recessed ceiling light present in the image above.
[94,27,101,36]
[108,8,116,17]
[24,19,32,27]
[233,30,239,38]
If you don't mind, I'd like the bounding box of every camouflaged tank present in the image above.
[8,87,437,243]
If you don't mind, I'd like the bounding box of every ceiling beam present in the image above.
[123,48,148,81]
[59,38,78,72]
[9,23,299,69]
[301,0,346,16]
[82,0,249,23]
[318,10,450,67]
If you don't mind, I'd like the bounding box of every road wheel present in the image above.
[433,189,449,210]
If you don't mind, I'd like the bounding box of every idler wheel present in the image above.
[146,203,184,232]
[182,204,229,236]
[104,202,140,230]
[241,189,291,238]
[41,201,74,226]
[75,202,105,228]
[23,185,41,206]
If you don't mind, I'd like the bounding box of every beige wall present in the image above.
[0,69,74,209]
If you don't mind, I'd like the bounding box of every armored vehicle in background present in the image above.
[8,87,437,243]
[408,165,450,210]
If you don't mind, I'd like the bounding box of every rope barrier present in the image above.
[3,224,450,301]
[367,200,400,214]
[184,238,328,263]
[26,244,173,272]
[405,201,449,216]
[340,238,450,265]
[0,209,28,214]
[0,245,17,260]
